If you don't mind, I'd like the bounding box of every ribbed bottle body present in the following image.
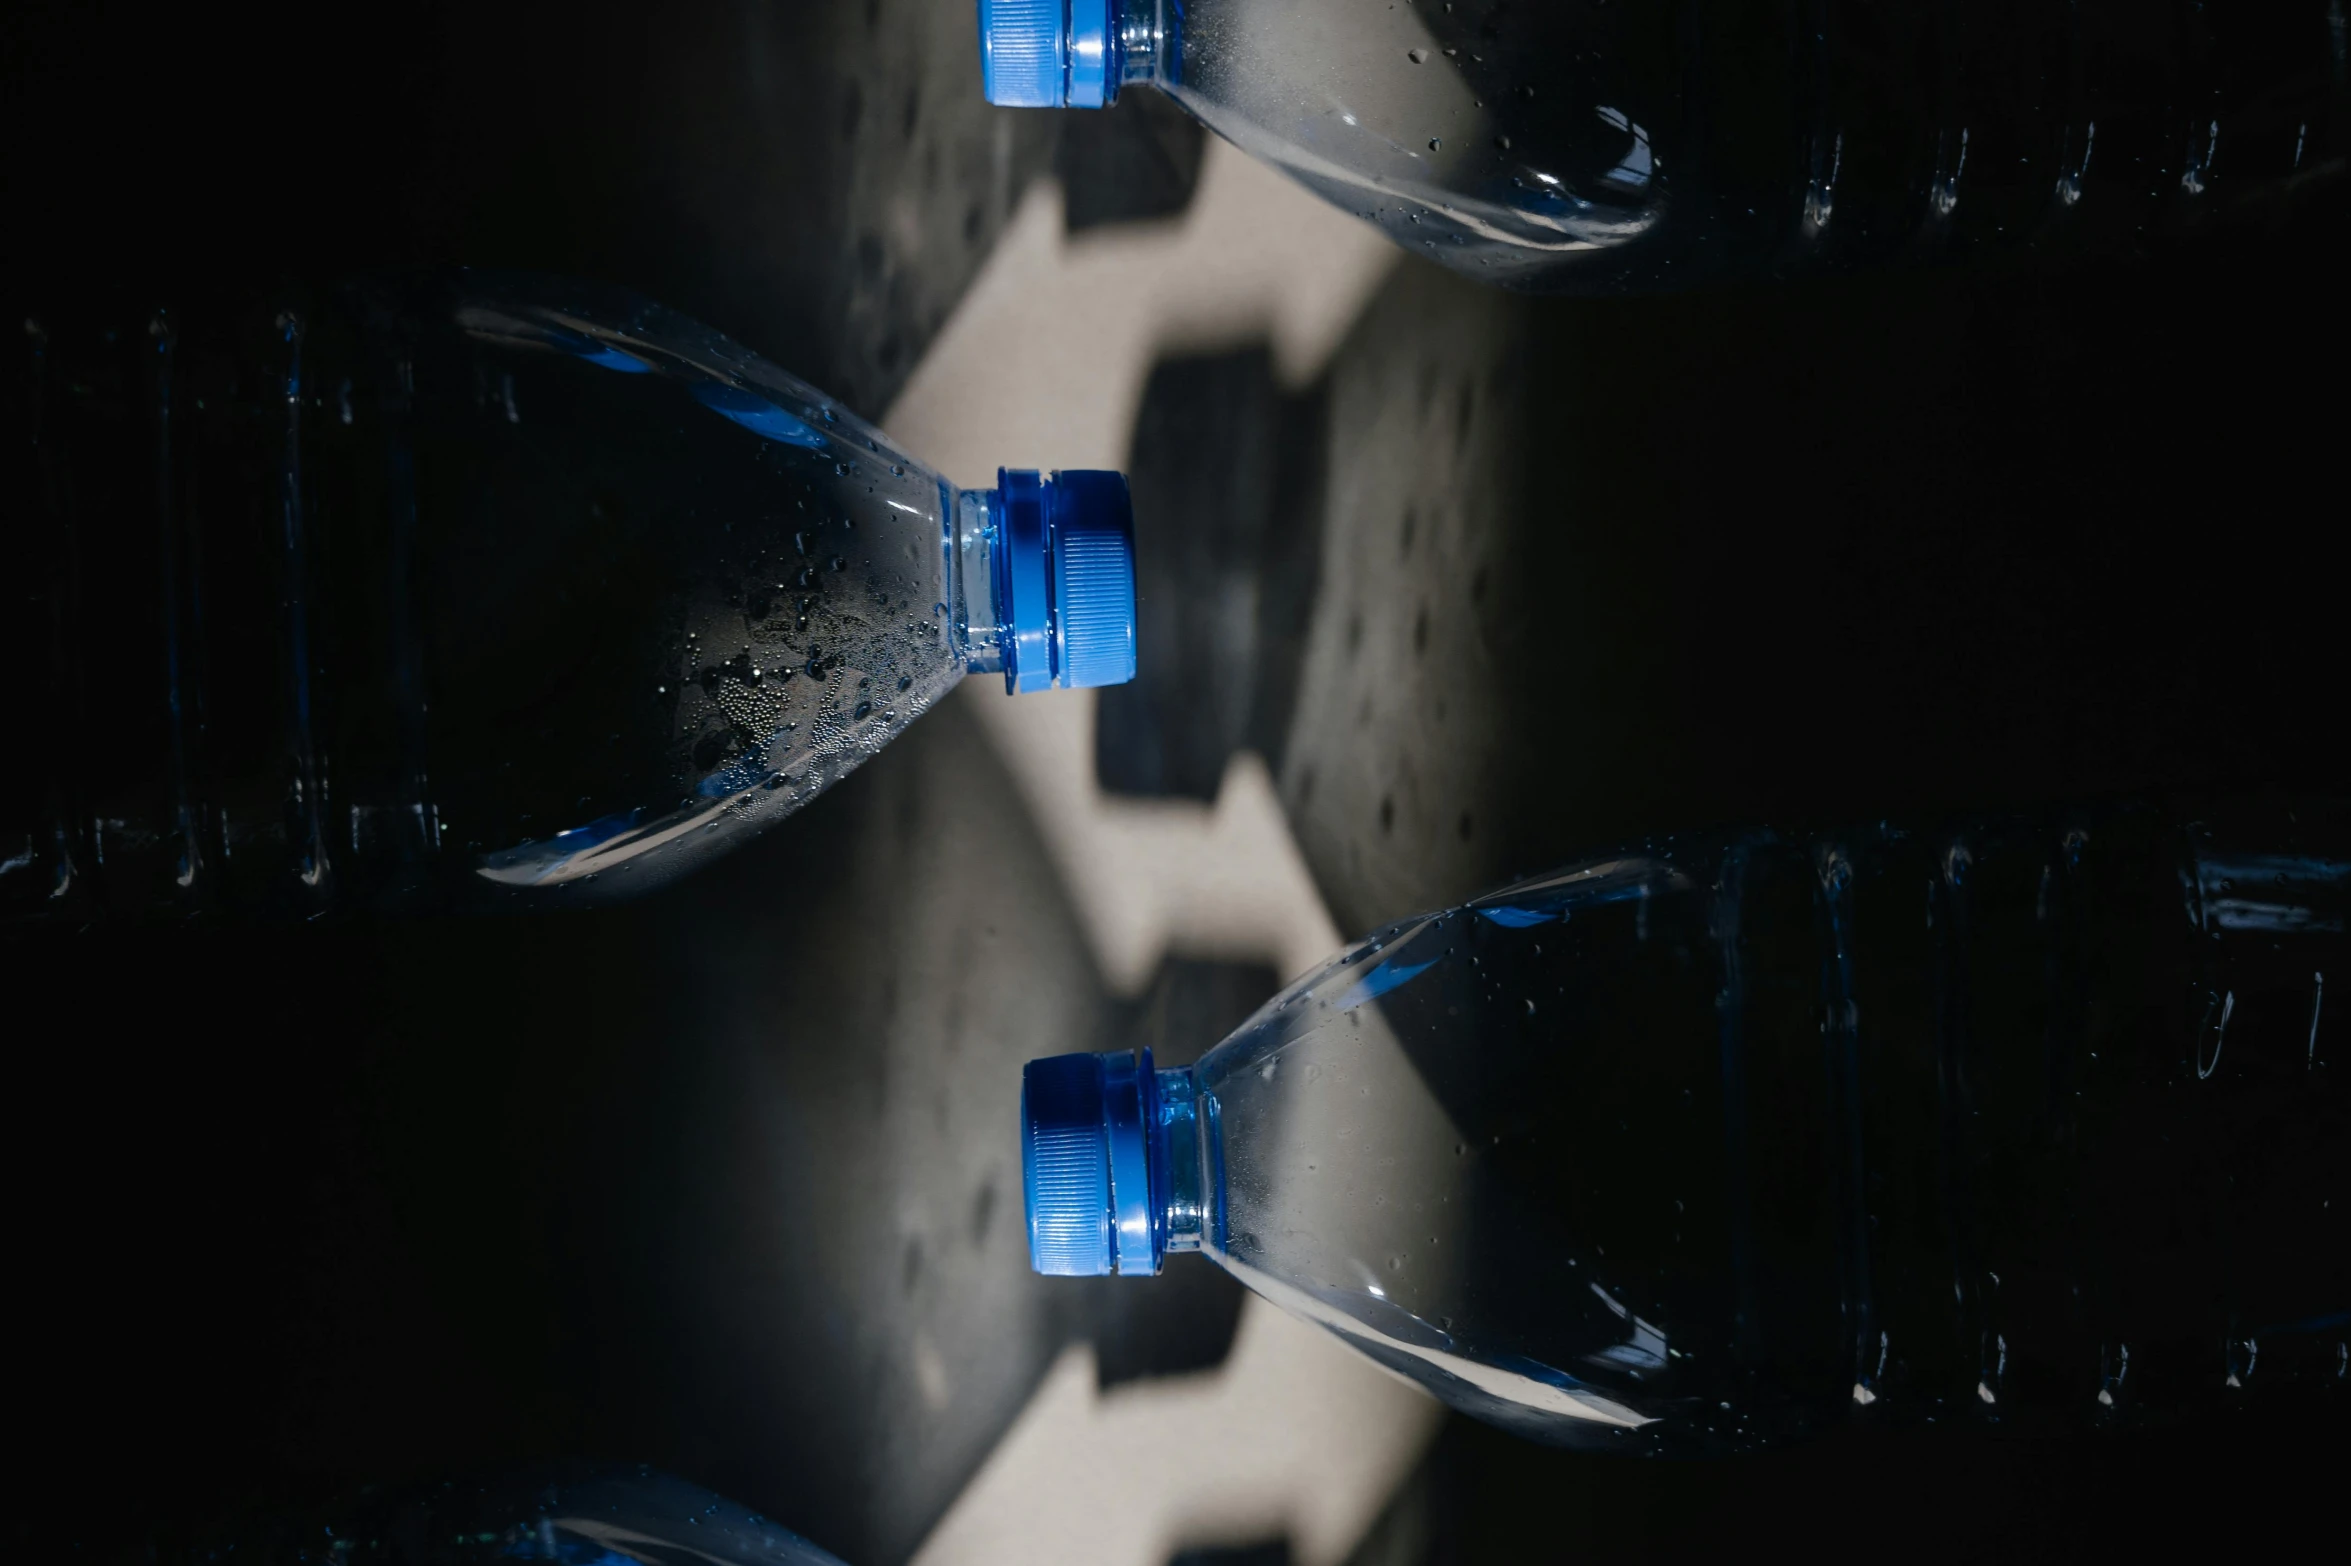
[1188,801,2350,1450]
[1131,0,2345,289]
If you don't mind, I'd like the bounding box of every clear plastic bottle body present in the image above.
[204,1465,847,1566]
[1096,0,2346,290]
[402,278,1004,902]
[1150,804,2351,1451]
[1131,0,1670,281]
[8,275,1123,921]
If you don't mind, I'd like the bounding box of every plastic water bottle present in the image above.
[204,1464,846,1566]
[976,0,2348,289]
[1022,802,2351,1451]
[8,275,1135,921]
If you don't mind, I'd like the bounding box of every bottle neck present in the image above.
[948,480,1053,694]
[950,469,1138,694]
[1150,1064,1220,1259]
[1113,0,1174,92]
[949,486,1009,680]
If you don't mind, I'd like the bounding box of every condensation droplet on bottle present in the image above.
[1408,47,1428,64]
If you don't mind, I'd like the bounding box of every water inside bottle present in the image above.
[1164,0,1666,274]
[416,282,970,889]
[9,275,984,915]
[1190,813,2351,1450]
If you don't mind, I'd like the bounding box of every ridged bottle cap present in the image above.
[1022,1053,1113,1275]
[976,0,1115,108]
[994,469,1137,694]
[1022,1050,1158,1276]
[1046,469,1137,689]
[976,0,1062,107]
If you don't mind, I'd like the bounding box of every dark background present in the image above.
[6,2,2346,1563]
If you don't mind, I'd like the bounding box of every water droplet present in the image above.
[1525,998,1536,1017]
[1407,47,1428,64]
[1429,138,1442,152]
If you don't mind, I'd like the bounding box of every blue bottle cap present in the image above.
[977,0,1114,109]
[1049,469,1139,688]
[995,468,1138,694]
[1022,1050,1158,1276]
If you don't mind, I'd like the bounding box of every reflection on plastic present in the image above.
[204,1465,846,1566]
[978,0,2349,290]
[1025,803,2351,1451]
